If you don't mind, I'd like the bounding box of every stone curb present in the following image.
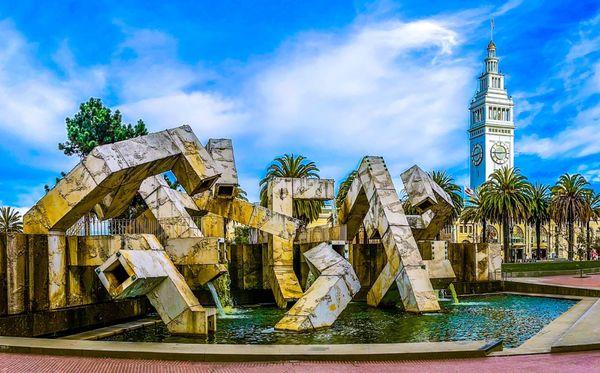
[0,338,502,362]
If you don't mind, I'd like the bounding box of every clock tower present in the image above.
[469,39,515,190]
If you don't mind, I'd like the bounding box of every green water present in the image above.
[104,294,575,348]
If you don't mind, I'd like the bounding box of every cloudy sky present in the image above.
[0,0,599,210]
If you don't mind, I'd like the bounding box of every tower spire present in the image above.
[490,17,494,41]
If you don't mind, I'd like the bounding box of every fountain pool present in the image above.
[101,294,575,348]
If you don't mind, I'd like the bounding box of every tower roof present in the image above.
[487,40,496,51]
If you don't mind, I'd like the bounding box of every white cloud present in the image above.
[518,16,600,160]
[0,14,482,203]
[0,20,105,147]
[249,19,474,170]
[119,92,247,137]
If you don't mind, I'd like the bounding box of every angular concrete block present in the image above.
[291,179,335,200]
[275,243,360,331]
[24,126,221,235]
[207,138,238,198]
[96,246,216,335]
[337,157,440,313]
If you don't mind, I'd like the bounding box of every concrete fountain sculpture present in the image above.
[20,125,456,336]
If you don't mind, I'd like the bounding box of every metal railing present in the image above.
[65,216,203,245]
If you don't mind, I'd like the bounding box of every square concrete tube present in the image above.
[23,125,221,234]
[337,157,440,313]
[267,178,334,309]
[275,243,360,331]
[96,249,216,335]
[206,138,238,198]
[400,165,454,241]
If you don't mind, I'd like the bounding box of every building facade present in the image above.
[469,41,515,190]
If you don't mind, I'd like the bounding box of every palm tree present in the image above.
[235,187,249,202]
[0,207,23,235]
[259,154,323,223]
[430,170,464,223]
[335,170,358,213]
[583,190,600,260]
[550,174,591,261]
[460,188,489,243]
[481,167,532,262]
[528,183,551,259]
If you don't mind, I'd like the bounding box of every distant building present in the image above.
[469,40,515,190]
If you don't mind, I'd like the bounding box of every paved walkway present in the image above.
[510,274,600,290]
[0,351,599,373]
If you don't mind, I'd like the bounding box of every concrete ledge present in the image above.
[552,299,600,353]
[504,280,600,298]
[0,337,502,362]
[492,297,596,355]
[59,317,161,340]
[0,299,149,337]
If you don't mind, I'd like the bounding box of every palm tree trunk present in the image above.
[482,219,487,243]
[503,215,510,262]
[568,220,574,261]
[535,220,541,260]
[587,221,591,260]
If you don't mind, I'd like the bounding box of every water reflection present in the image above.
[104,294,575,348]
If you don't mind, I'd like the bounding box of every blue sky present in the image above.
[0,0,599,210]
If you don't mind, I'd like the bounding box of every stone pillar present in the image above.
[267,178,303,308]
[48,231,67,309]
[6,233,26,314]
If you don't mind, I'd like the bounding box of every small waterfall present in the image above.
[438,289,448,300]
[448,283,459,304]
[207,281,226,317]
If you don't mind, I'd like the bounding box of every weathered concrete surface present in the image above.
[59,317,162,340]
[401,166,454,241]
[265,179,298,306]
[193,192,301,241]
[552,298,600,352]
[165,236,227,287]
[266,177,334,308]
[96,235,216,335]
[0,299,148,337]
[138,175,202,239]
[296,224,347,244]
[0,337,502,361]
[338,157,439,312]
[419,241,455,289]
[448,243,502,282]
[276,243,360,331]
[6,234,26,315]
[206,138,238,198]
[23,125,221,234]
[229,244,263,290]
[48,232,68,310]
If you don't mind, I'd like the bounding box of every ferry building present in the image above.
[455,40,599,260]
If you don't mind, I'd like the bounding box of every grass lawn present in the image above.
[502,260,600,273]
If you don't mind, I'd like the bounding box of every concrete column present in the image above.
[48,231,67,309]
[6,233,26,314]
[267,178,303,308]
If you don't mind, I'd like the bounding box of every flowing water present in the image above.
[103,294,575,348]
[448,283,459,304]
[206,282,226,317]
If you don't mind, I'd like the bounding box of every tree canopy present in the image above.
[59,98,148,158]
[259,154,323,223]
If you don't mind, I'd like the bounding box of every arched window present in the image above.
[487,226,499,243]
[512,226,525,245]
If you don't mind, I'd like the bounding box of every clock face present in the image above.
[491,143,509,164]
[471,144,483,166]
